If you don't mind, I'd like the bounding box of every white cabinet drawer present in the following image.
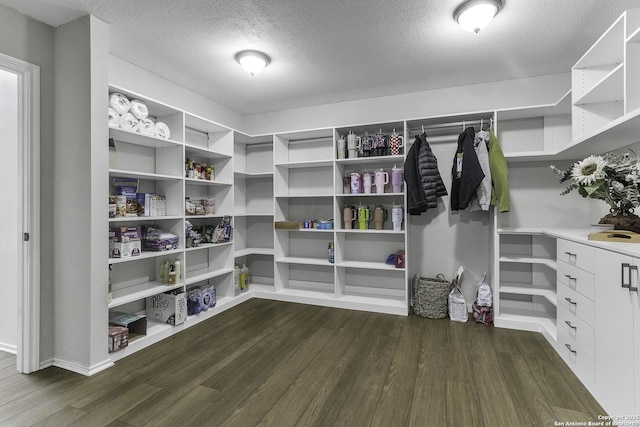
[557,239,594,273]
[558,303,594,355]
[558,282,595,327]
[557,260,595,300]
[558,323,595,384]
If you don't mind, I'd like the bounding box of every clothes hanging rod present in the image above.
[407,118,493,135]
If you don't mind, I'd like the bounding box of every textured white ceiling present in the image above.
[1,0,639,114]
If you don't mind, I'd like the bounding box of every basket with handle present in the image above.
[412,274,451,319]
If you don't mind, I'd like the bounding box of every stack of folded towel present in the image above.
[108,92,170,140]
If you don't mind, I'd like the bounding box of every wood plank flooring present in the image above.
[0,299,606,426]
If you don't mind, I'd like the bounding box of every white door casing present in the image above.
[0,52,40,374]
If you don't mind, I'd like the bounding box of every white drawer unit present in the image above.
[558,303,594,356]
[558,282,595,328]
[557,260,595,301]
[557,239,595,273]
[558,320,595,385]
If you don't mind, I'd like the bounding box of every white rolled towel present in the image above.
[130,99,149,120]
[109,93,131,115]
[155,122,171,139]
[138,118,156,136]
[108,108,121,127]
[119,112,139,132]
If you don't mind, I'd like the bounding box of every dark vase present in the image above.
[599,204,640,234]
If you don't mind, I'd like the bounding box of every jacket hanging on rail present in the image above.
[451,127,485,211]
[404,133,447,215]
[488,129,510,212]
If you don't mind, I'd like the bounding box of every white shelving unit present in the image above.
[107,86,241,362]
[234,132,275,290]
[495,229,558,341]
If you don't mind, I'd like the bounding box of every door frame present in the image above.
[0,52,40,373]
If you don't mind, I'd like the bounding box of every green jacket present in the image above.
[488,130,510,212]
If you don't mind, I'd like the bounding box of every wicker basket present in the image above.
[412,274,451,319]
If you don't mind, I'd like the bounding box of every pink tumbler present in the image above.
[391,165,403,193]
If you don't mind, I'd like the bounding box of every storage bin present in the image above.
[412,274,450,319]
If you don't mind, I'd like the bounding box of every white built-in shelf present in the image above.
[185,241,233,252]
[336,192,404,198]
[629,26,640,43]
[335,155,405,165]
[184,112,230,134]
[336,229,404,234]
[494,313,557,341]
[573,15,624,69]
[498,228,546,235]
[499,255,557,270]
[185,214,223,220]
[234,171,274,178]
[109,319,176,363]
[184,143,232,159]
[559,107,640,159]
[185,267,234,285]
[496,91,572,120]
[234,212,274,217]
[503,151,557,162]
[109,127,182,149]
[276,256,333,267]
[275,228,333,233]
[109,248,183,264]
[108,281,184,309]
[336,261,403,271]
[275,194,334,198]
[499,283,557,306]
[108,169,181,181]
[274,160,333,169]
[184,178,232,187]
[234,247,275,257]
[573,63,624,105]
[109,215,183,223]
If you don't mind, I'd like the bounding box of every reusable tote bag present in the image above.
[448,266,468,322]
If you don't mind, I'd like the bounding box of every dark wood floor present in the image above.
[0,299,606,426]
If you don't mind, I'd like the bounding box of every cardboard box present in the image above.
[109,312,147,341]
[109,226,142,258]
[146,291,187,325]
[108,325,128,353]
[136,193,155,217]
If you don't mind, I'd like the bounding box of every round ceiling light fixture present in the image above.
[453,0,503,33]
[235,50,271,76]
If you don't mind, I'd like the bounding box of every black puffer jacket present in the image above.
[405,133,448,215]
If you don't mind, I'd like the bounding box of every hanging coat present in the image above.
[470,130,492,211]
[451,127,484,211]
[404,133,447,215]
[487,129,510,212]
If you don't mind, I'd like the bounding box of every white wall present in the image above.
[0,4,55,364]
[242,73,570,135]
[0,69,18,352]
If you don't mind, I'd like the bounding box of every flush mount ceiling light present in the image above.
[454,0,503,33]
[235,50,271,76]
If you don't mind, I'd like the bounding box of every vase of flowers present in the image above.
[551,152,640,233]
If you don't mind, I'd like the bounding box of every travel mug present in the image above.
[374,169,389,194]
[391,165,403,193]
[374,204,387,230]
[392,204,403,231]
[351,171,362,194]
[343,205,356,229]
[347,131,361,158]
[337,136,346,159]
[363,171,373,194]
[358,206,370,230]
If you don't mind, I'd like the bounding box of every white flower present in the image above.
[626,174,636,182]
[612,181,624,192]
[571,155,607,185]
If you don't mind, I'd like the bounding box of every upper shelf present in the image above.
[109,127,182,149]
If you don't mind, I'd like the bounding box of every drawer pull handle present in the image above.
[630,265,639,292]
[622,263,631,289]
[564,320,576,329]
[564,251,576,257]
[564,274,576,281]
[565,343,577,354]
[564,297,577,305]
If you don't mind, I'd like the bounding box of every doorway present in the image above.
[0,52,40,374]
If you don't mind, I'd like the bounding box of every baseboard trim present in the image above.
[53,358,113,376]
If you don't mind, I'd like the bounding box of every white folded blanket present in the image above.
[108,108,120,127]
[109,93,131,115]
[138,118,156,136]
[130,99,149,120]
[119,112,139,132]
[155,122,170,139]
